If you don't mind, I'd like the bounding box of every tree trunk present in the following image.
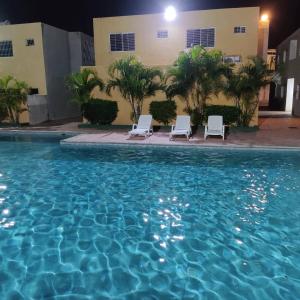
[131,102,138,123]
[7,106,16,124]
[136,100,143,122]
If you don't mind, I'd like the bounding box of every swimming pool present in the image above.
[0,134,299,299]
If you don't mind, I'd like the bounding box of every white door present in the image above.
[285,78,295,112]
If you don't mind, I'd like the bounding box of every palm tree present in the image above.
[106,56,163,123]
[166,46,231,124]
[0,75,29,124]
[66,69,104,109]
[224,56,271,126]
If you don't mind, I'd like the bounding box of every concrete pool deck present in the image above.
[57,117,300,149]
[1,117,300,149]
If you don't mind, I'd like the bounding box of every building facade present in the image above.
[0,22,95,124]
[276,28,300,116]
[92,7,269,125]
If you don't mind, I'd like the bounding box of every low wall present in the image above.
[27,95,49,125]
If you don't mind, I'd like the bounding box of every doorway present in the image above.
[286,78,295,112]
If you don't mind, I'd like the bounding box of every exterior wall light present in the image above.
[164,6,177,21]
[261,14,269,22]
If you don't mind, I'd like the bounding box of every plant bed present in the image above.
[78,124,131,131]
[152,125,172,133]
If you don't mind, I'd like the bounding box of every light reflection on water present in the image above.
[0,140,300,299]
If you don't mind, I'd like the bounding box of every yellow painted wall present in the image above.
[87,65,253,126]
[0,23,47,123]
[92,7,263,126]
[94,7,260,68]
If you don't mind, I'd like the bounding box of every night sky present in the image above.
[0,0,299,48]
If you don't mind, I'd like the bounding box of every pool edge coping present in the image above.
[60,140,300,152]
[1,129,300,151]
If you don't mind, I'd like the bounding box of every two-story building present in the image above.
[0,22,95,124]
[92,6,270,125]
[276,28,300,116]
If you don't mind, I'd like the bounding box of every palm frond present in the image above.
[66,68,104,105]
[106,56,164,122]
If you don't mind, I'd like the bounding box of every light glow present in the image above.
[164,6,177,21]
[261,14,269,22]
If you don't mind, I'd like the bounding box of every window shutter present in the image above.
[0,40,13,57]
[110,33,135,51]
[186,29,215,48]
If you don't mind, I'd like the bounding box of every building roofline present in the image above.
[93,6,260,21]
[0,21,91,37]
[277,27,300,48]
[0,21,43,27]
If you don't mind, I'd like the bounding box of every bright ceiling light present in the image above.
[261,14,269,22]
[164,6,177,21]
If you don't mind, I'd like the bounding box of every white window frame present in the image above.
[234,26,246,34]
[223,55,242,64]
[109,32,135,52]
[157,30,168,39]
[186,27,216,49]
[283,50,287,63]
[0,40,13,57]
[289,40,298,60]
[280,86,285,98]
[296,84,300,100]
[25,38,35,47]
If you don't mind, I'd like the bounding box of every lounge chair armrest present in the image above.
[171,125,175,131]
[132,124,137,130]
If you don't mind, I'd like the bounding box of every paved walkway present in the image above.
[61,117,300,149]
[258,111,292,117]
[2,117,300,149]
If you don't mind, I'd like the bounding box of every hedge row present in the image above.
[204,105,241,125]
[81,99,240,126]
[82,99,118,125]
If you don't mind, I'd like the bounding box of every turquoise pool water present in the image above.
[0,135,300,299]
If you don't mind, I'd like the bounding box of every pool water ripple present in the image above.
[0,139,300,299]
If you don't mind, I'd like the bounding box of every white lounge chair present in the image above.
[204,115,225,140]
[170,116,192,141]
[129,115,153,138]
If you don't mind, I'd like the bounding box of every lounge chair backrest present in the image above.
[175,116,190,130]
[137,115,152,129]
[208,115,223,130]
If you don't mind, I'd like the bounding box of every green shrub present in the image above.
[82,99,118,125]
[204,105,240,125]
[149,100,177,125]
[186,108,202,126]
